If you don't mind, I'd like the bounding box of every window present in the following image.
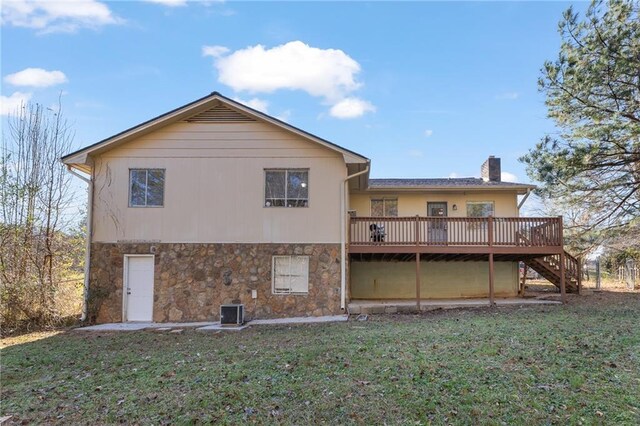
[272,256,309,294]
[466,201,495,217]
[265,169,309,207]
[371,198,398,217]
[129,169,165,207]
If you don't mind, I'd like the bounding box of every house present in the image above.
[62,93,580,324]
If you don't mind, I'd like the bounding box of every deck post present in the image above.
[559,217,567,304]
[488,216,495,306]
[416,252,421,311]
[489,253,495,306]
[415,215,421,311]
[559,250,567,304]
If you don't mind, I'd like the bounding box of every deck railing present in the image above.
[349,216,562,247]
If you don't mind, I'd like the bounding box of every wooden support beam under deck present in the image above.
[560,250,566,304]
[416,252,421,310]
[489,253,495,306]
[415,216,421,310]
[559,217,566,304]
[349,245,563,255]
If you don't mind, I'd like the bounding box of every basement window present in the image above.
[265,169,309,207]
[129,169,165,207]
[272,256,309,294]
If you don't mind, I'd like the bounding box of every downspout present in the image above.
[517,188,532,213]
[341,162,370,310]
[67,165,93,322]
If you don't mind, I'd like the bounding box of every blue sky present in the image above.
[1,0,588,183]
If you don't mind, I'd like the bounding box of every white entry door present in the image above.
[124,255,154,322]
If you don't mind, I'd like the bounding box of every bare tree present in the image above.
[0,99,81,332]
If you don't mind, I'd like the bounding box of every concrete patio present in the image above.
[348,297,562,314]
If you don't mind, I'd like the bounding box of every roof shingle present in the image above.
[368,177,534,189]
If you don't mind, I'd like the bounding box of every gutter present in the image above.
[517,188,532,212]
[66,165,93,322]
[340,162,370,310]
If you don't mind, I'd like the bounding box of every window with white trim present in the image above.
[466,201,495,217]
[371,198,398,217]
[129,169,165,207]
[466,201,495,230]
[264,169,309,207]
[272,256,309,294]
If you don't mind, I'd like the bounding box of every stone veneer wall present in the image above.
[88,243,341,323]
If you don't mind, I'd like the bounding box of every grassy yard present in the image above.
[2,292,639,425]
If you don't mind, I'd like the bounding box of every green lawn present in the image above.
[2,292,639,425]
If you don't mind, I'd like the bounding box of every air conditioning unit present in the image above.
[220,304,244,326]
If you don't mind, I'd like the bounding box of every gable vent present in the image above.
[185,104,256,123]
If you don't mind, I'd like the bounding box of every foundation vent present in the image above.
[185,104,256,123]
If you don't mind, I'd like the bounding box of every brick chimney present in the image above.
[481,156,501,182]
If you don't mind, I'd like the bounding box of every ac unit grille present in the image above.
[185,105,255,123]
[220,304,244,326]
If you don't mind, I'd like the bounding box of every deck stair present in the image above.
[515,228,580,293]
[524,252,580,293]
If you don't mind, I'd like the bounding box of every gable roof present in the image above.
[367,178,534,193]
[61,92,369,172]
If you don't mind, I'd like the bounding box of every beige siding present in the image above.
[92,121,346,243]
[349,191,519,217]
[350,261,519,299]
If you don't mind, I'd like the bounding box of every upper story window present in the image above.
[467,201,495,217]
[129,169,165,207]
[371,198,398,217]
[265,169,309,207]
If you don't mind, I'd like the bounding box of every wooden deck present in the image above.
[348,216,577,304]
[349,216,563,254]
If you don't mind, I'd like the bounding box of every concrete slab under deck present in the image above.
[348,298,562,314]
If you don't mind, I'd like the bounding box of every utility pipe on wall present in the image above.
[341,162,370,310]
[67,166,93,322]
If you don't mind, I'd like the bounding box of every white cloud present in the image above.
[143,0,188,6]
[0,92,32,116]
[202,45,230,58]
[501,171,519,182]
[1,0,121,33]
[424,129,433,137]
[4,68,67,87]
[495,92,519,100]
[448,172,460,179]
[204,41,374,119]
[209,41,362,101]
[233,97,269,113]
[329,97,375,119]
